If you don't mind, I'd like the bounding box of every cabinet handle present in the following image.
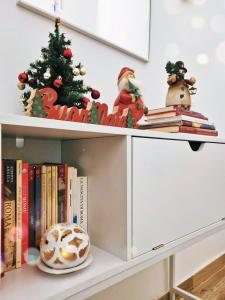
[188,141,204,152]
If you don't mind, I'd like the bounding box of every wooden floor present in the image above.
[178,255,225,300]
[160,255,225,300]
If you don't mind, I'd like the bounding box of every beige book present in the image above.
[51,166,58,225]
[148,126,180,132]
[41,165,47,234]
[16,160,22,269]
[46,166,52,229]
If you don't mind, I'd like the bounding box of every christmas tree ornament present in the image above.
[53,77,63,88]
[82,84,88,91]
[165,61,197,110]
[40,223,91,270]
[18,73,28,83]
[91,89,100,100]
[80,67,86,76]
[17,82,26,90]
[73,67,80,76]
[37,54,45,63]
[63,48,73,58]
[43,68,51,80]
[28,79,37,88]
[114,67,147,122]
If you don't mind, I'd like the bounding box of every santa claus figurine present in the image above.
[114,67,148,121]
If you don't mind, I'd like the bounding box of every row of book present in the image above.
[139,106,218,136]
[0,160,87,276]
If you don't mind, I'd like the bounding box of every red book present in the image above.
[22,163,29,265]
[1,160,5,277]
[179,126,218,136]
[147,109,208,121]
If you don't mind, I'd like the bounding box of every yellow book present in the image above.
[41,165,47,234]
[46,166,52,229]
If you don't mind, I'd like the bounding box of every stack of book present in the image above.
[1,159,88,276]
[139,106,218,136]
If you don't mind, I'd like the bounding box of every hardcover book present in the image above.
[58,164,67,223]
[1,160,5,277]
[46,166,52,228]
[51,166,58,225]
[28,165,35,248]
[3,160,16,271]
[76,177,88,232]
[22,163,29,265]
[16,160,22,268]
[41,165,47,235]
[146,110,208,121]
[147,107,208,120]
[34,165,41,248]
[149,126,218,136]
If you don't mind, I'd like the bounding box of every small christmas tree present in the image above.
[17,18,100,109]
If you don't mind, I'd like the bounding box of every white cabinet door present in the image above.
[132,138,225,257]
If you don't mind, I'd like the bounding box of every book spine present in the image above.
[34,165,41,248]
[64,165,68,223]
[41,166,47,235]
[67,167,73,223]
[55,166,58,225]
[28,165,35,248]
[57,165,66,223]
[1,160,5,277]
[182,120,215,130]
[77,177,88,232]
[176,111,208,120]
[22,163,29,265]
[179,126,218,136]
[51,166,58,225]
[4,160,16,271]
[16,160,22,268]
[46,166,52,228]
[72,168,78,224]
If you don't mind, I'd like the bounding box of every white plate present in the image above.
[37,254,93,275]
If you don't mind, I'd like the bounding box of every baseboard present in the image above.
[158,254,225,300]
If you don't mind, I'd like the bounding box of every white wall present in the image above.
[1,0,225,299]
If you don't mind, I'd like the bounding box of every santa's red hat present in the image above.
[118,67,134,83]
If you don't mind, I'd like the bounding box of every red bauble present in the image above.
[82,97,90,108]
[63,48,73,58]
[18,73,28,83]
[53,78,63,88]
[91,89,100,99]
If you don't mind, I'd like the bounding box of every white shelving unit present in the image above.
[1,114,225,300]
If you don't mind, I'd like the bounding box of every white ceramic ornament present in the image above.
[44,68,51,80]
[80,67,86,76]
[73,67,80,76]
[17,82,25,90]
[38,54,45,63]
[40,223,91,270]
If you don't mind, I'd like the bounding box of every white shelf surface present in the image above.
[1,113,225,143]
[1,221,225,300]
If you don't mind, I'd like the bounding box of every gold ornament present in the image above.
[73,67,80,76]
[40,223,90,270]
[17,82,25,90]
[80,67,86,76]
